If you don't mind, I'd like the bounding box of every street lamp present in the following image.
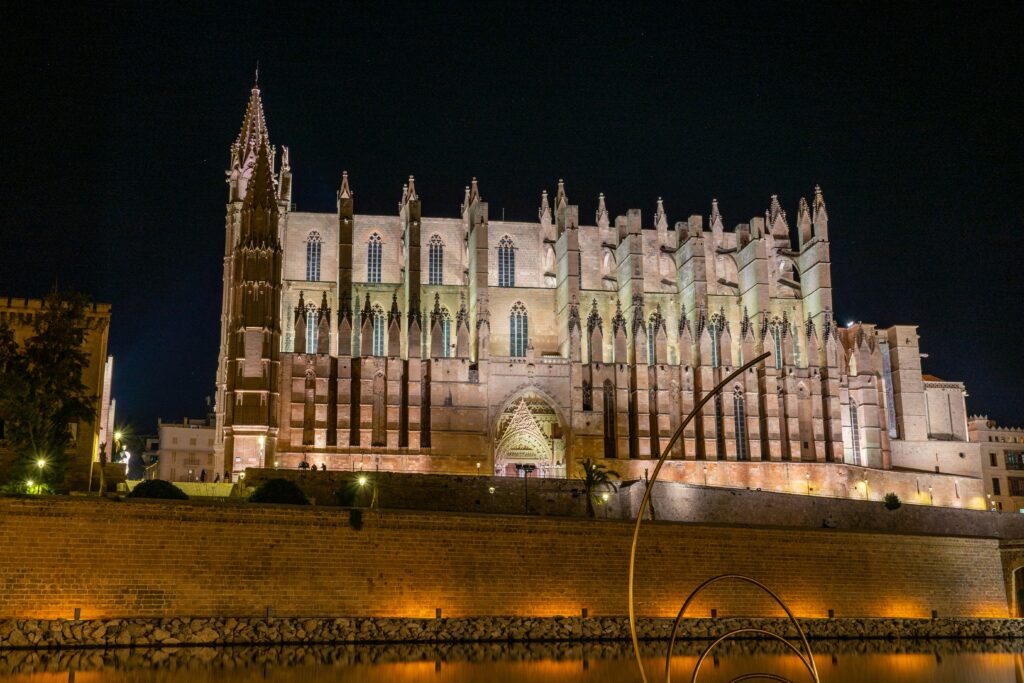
[805,472,811,495]
[26,479,34,492]
[863,477,869,500]
[703,465,708,486]
[928,485,934,505]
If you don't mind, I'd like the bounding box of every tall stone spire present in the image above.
[406,175,418,202]
[230,83,271,202]
[468,177,481,205]
[797,196,812,247]
[710,198,722,229]
[596,193,609,228]
[768,194,789,239]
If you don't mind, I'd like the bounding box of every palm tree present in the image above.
[579,458,620,518]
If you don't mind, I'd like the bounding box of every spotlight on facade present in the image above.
[258,435,266,446]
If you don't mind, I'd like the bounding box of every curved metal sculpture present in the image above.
[626,351,820,683]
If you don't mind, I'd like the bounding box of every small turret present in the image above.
[797,196,812,247]
[654,197,668,232]
[539,190,552,237]
[812,185,829,240]
[596,193,610,228]
[768,194,789,240]
[337,171,353,220]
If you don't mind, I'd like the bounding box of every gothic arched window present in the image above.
[498,235,515,287]
[709,319,722,368]
[734,388,749,461]
[603,379,616,458]
[305,231,322,282]
[850,399,862,466]
[509,301,528,357]
[442,314,452,358]
[772,326,783,369]
[372,304,385,356]
[305,303,318,352]
[428,234,444,285]
[367,233,382,284]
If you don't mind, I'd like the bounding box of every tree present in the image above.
[578,458,620,518]
[0,290,96,490]
[249,478,310,505]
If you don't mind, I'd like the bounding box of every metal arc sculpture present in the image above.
[627,351,821,683]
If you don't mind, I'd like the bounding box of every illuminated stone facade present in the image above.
[213,84,982,503]
[970,417,1024,513]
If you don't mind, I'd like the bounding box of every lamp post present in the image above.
[863,477,869,500]
[703,465,708,487]
[516,463,536,514]
[805,472,811,495]
[929,485,934,505]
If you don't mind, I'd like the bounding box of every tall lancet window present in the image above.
[441,309,452,357]
[372,305,385,356]
[734,388,749,461]
[305,304,318,353]
[509,301,528,357]
[709,321,721,368]
[305,231,322,282]
[428,235,444,285]
[648,321,656,366]
[367,233,383,284]
[498,235,515,287]
[772,327,783,369]
[849,399,862,466]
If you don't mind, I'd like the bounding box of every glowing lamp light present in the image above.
[600,492,610,502]
[258,435,266,446]
[114,431,123,441]
[26,480,34,488]
[36,459,46,469]
[357,475,368,487]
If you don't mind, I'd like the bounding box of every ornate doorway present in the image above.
[493,392,565,478]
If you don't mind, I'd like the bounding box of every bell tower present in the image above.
[214,81,284,479]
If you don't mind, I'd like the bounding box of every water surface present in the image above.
[1,640,1021,682]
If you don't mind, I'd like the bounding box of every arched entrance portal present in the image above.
[494,392,566,478]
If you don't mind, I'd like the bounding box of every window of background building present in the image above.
[1008,452,1024,470]
[991,453,998,467]
[849,400,862,467]
[1010,477,1024,497]
[993,477,1002,495]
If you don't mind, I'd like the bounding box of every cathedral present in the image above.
[214,83,983,505]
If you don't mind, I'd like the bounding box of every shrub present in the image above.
[884,492,902,510]
[248,478,310,505]
[127,479,188,500]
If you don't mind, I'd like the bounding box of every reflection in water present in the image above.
[0,640,1021,683]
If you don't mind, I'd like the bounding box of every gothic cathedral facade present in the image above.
[214,84,977,492]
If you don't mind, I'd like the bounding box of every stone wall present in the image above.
[0,497,1009,621]
[3,615,1023,650]
[241,468,1014,539]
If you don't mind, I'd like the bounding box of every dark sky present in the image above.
[2,2,1022,432]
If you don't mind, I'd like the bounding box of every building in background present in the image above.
[0,296,112,490]
[969,417,1024,512]
[212,83,983,508]
[156,417,217,482]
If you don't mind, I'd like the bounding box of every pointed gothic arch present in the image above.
[492,387,567,478]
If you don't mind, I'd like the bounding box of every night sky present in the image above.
[2,2,1022,433]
